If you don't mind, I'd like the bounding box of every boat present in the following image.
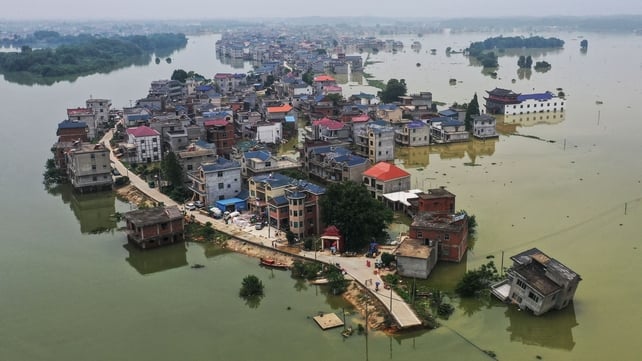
[309,278,329,285]
[259,257,290,270]
[191,264,205,269]
[341,326,354,338]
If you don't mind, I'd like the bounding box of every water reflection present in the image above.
[498,112,565,129]
[49,183,117,234]
[396,146,431,168]
[216,55,246,69]
[505,303,578,350]
[124,242,188,275]
[421,137,498,165]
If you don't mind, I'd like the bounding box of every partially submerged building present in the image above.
[124,206,184,249]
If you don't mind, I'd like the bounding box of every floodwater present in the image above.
[0,32,640,361]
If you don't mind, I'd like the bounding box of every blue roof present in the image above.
[253,173,293,188]
[244,150,271,162]
[333,154,368,167]
[310,146,351,156]
[236,189,249,200]
[58,119,87,129]
[407,120,426,129]
[517,91,555,101]
[438,109,458,117]
[216,197,245,206]
[196,85,213,92]
[289,179,326,195]
[432,117,464,127]
[272,195,289,206]
[127,114,150,121]
[203,111,229,119]
[378,104,398,111]
[194,140,216,149]
[285,116,296,123]
[201,158,240,172]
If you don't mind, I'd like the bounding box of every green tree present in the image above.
[160,151,183,188]
[464,93,480,131]
[171,69,188,83]
[320,181,393,251]
[378,78,407,103]
[380,252,396,267]
[455,261,500,297]
[302,68,314,86]
[239,274,264,298]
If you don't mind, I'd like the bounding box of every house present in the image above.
[255,121,283,144]
[302,142,368,184]
[204,118,235,157]
[395,237,438,279]
[177,141,218,182]
[241,149,300,178]
[122,107,151,127]
[124,206,184,249]
[56,119,89,143]
[376,104,403,123]
[187,157,242,206]
[125,126,161,164]
[266,104,294,121]
[362,162,411,201]
[411,187,456,215]
[67,107,97,140]
[492,248,581,316]
[429,117,469,144]
[408,211,468,263]
[472,114,498,139]
[148,79,184,100]
[353,121,395,163]
[309,117,350,142]
[394,120,430,146]
[65,142,113,193]
[85,98,111,129]
[398,92,433,120]
[247,173,325,236]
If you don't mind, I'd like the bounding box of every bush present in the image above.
[380,252,396,267]
[239,275,264,298]
[455,261,500,297]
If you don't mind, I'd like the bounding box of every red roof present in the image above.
[203,119,230,127]
[322,225,342,238]
[214,73,233,79]
[352,114,370,123]
[313,117,344,130]
[267,104,293,113]
[126,125,160,138]
[314,75,335,82]
[362,162,410,181]
[67,107,92,116]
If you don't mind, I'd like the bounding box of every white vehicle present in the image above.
[210,207,222,218]
[185,202,196,211]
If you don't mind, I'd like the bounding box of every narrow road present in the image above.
[102,129,423,329]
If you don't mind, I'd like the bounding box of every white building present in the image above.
[256,122,283,144]
[125,126,161,164]
[187,158,242,205]
[86,98,111,129]
[472,114,498,139]
[429,117,469,144]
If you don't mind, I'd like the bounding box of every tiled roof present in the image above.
[352,114,370,123]
[267,104,293,113]
[201,158,240,172]
[58,119,87,129]
[203,119,229,127]
[313,117,344,130]
[517,91,555,102]
[244,150,271,162]
[67,107,92,116]
[314,75,335,82]
[126,126,160,138]
[363,162,410,181]
[407,120,426,129]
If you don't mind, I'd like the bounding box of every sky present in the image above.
[3,0,642,20]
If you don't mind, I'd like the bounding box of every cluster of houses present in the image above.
[47,28,577,315]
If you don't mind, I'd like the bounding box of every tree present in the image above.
[455,261,500,297]
[160,151,183,188]
[239,274,264,298]
[464,93,480,131]
[302,68,314,86]
[171,69,188,83]
[378,78,407,103]
[320,181,394,251]
[380,252,396,267]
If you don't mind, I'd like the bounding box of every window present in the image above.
[152,138,157,142]
[90,154,96,159]
[516,279,527,289]
[218,183,224,189]
[91,165,97,170]
[444,233,450,240]
[417,231,423,238]
[187,164,193,171]
[528,291,540,303]
[217,171,223,177]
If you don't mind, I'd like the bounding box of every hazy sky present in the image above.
[3,0,642,20]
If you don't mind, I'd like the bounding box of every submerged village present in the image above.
[46,28,581,335]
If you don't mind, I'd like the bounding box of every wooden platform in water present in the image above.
[313,313,344,330]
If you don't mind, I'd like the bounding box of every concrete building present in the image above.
[85,98,111,129]
[302,142,368,184]
[362,162,411,201]
[240,150,300,178]
[124,206,184,249]
[66,142,113,193]
[394,120,430,146]
[188,157,242,206]
[204,118,236,157]
[177,141,218,182]
[125,126,161,164]
[395,237,439,279]
[484,88,565,115]
[492,248,582,316]
[354,121,395,163]
[472,114,498,139]
[429,117,469,144]
[67,107,97,140]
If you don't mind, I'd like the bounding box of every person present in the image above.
[375,281,380,291]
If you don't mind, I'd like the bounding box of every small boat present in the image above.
[260,257,290,270]
[341,326,354,338]
[310,278,329,285]
[191,264,205,269]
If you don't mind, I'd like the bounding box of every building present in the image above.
[66,142,113,193]
[85,98,111,129]
[484,88,565,115]
[187,157,242,206]
[354,121,395,163]
[177,141,218,182]
[124,206,184,249]
[394,120,430,146]
[429,117,469,144]
[255,121,283,144]
[362,162,411,201]
[240,150,300,178]
[395,237,438,279]
[247,173,325,236]
[412,188,456,215]
[302,142,368,184]
[125,126,161,164]
[149,79,184,101]
[67,107,97,140]
[492,248,581,316]
[376,104,403,123]
[204,118,235,157]
[408,211,468,263]
[309,117,351,142]
[472,114,498,139]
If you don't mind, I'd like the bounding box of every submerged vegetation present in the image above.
[467,36,563,69]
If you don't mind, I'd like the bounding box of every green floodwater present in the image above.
[1,32,641,361]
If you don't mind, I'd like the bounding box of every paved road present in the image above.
[102,130,423,329]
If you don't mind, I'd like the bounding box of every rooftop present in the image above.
[396,237,432,260]
[126,126,160,138]
[124,206,183,226]
[362,162,410,181]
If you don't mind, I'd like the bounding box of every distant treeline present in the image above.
[0,33,187,83]
[467,36,564,68]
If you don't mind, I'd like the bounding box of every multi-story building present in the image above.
[472,114,498,139]
[354,121,395,163]
[247,173,325,236]
[484,88,565,115]
[66,142,113,193]
[408,211,468,263]
[85,98,111,129]
[125,126,161,164]
[492,248,581,316]
[177,141,217,182]
[67,107,97,140]
[53,120,89,169]
[240,150,300,178]
[149,79,184,101]
[362,162,411,201]
[376,104,403,123]
[306,117,351,142]
[394,120,430,146]
[429,117,469,144]
[124,206,184,249]
[204,119,235,157]
[187,157,242,205]
[302,142,368,183]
